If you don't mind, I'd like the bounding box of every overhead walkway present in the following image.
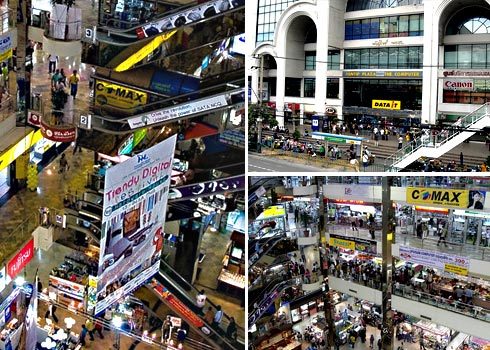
[386,103,490,171]
[147,260,245,349]
[96,0,244,45]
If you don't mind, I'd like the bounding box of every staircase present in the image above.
[386,103,490,171]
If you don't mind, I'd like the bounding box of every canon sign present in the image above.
[443,79,474,91]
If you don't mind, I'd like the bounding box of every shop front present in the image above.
[325,198,382,230]
[249,205,287,239]
[217,230,245,297]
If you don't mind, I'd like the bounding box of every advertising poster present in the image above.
[94,80,148,110]
[0,33,12,62]
[95,136,176,314]
[329,234,377,254]
[467,190,486,210]
[406,187,469,208]
[398,245,469,276]
[7,239,34,280]
[136,0,244,39]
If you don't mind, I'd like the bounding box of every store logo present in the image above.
[137,154,149,163]
[411,189,462,203]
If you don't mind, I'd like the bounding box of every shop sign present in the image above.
[94,80,148,110]
[453,209,490,219]
[128,94,229,129]
[87,275,97,310]
[406,187,469,208]
[170,316,182,327]
[135,0,244,39]
[443,79,474,91]
[326,107,337,114]
[27,111,41,127]
[7,239,34,280]
[329,234,377,254]
[398,246,469,276]
[260,205,285,219]
[443,70,490,77]
[0,33,12,62]
[0,129,43,172]
[372,100,401,110]
[0,267,5,294]
[96,136,176,315]
[169,175,245,201]
[344,71,422,78]
[49,276,85,299]
[249,186,266,206]
[40,120,77,143]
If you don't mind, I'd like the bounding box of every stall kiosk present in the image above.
[218,231,245,297]
[250,205,287,239]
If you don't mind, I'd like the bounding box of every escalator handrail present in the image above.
[64,211,101,233]
[158,260,245,334]
[248,230,286,266]
[249,275,284,307]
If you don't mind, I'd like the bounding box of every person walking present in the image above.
[437,225,448,247]
[196,289,207,314]
[45,303,59,323]
[377,338,382,350]
[1,63,8,89]
[80,324,88,346]
[226,317,237,341]
[370,334,375,349]
[398,135,403,150]
[85,319,95,341]
[213,305,223,329]
[59,153,69,174]
[48,53,58,73]
[204,306,214,324]
[69,69,80,99]
[162,316,172,343]
[94,319,104,339]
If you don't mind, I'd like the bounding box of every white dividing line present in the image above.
[249,164,275,172]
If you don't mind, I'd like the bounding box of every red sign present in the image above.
[7,239,34,279]
[40,120,77,143]
[27,111,41,126]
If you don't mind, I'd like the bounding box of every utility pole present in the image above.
[381,177,394,350]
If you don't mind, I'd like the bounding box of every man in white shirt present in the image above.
[48,54,58,73]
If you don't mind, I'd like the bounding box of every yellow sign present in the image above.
[372,100,401,110]
[444,263,468,276]
[0,48,12,62]
[329,237,355,250]
[406,187,469,208]
[95,81,148,110]
[0,129,43,172]
[262,205,286,218]
[114,30,177,72]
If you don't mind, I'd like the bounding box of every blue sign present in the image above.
[311,115,320,132]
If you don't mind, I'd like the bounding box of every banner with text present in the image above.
[406,187,470,209]
[96,135,176,314]
[398,245,469,276]
[329,234,377,254]
[95,80,148,110]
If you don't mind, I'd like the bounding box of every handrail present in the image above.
[158,259,245,335]
[393,287,490,322]
[249,231,286,267]
[385,103,490,170]
[0,213,39,267]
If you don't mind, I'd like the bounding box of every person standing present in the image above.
[162,316,172,343]
[1,63,8,89]
[213,305,223,328]
[437,225,448,247]
[69,70,80,99]
[370,334,375,349]
[48,54,58,73]
[80,325,88,346]
[196,290,207,314]
[460,152,464,167]
[94,319,104,339]
[85,319,95,341]
[59,153,69,174]
[204,306,214,324]
[398,135,403,150]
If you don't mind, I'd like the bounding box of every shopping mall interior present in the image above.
[249,176,490,350]
[0,0,244,349]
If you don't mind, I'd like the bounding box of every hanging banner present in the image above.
[398,245,469,276]
[94,80,148,110]
[406,187,469,209]
[0,266,6,294]
[0,33,12,62]
[7,239,34,280]
[40,120,77,143]
[168,175,245,201]
[95,135,176,315]
[329,234,377,254]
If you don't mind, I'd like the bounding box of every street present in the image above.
[248,153,340,172]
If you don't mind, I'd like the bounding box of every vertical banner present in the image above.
[25,281,38,350]
[311,115,320,132]
[95,135,176,314]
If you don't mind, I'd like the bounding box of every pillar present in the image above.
[314,1,330,116]
[421,0,438,125]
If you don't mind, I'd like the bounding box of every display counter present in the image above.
[217,230,245,296]
[414,320,450,347]
[0,318,21,350]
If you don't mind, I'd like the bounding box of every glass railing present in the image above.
[249,230,285,266]
[0,213,39,267]
[393,287,490,322]
[385,103,490,170]
[158,259,245,347]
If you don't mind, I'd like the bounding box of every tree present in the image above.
[248,103,277,135]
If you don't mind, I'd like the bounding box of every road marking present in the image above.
[249,164,275,172]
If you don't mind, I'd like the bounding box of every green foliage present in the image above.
[293,129,300,141]
[248,103,277,134]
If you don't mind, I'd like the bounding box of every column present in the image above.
[275,57,286,127]
[421,0,438,125]
[250,57,260,104]
[314,1,330,117]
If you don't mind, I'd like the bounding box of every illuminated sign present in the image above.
[372,99,401,110]
[95,80,148,110]
[128,94,229,129]
[329,234,377,254]
[414,206,449,214]
[443,79,474,91]
[7,239,34,279]
[114,30,177,72]
[406,187,469,208]
[40,120,77,143]
[0,129,43,172]
[169,175,245,201]
[344,71,422,78]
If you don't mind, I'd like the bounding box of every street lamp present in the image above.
[113,316,122,350]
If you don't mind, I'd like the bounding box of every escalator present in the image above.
[63,209,101,244]
[147,260,245,349]
[248,229,287,268]
[248,277,301,328]
[95,0,244,45]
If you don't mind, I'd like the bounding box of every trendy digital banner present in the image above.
[329,234,377,254]
[168,175,245,201]
[398,245,469,276]
[94,80,148,110]
[135,0,244,39]
[128,94,229,129]
[95,136,176,314]
[406,187,470,209]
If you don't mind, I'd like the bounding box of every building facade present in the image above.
[248,0,490,128]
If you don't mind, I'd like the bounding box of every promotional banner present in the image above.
[406,187,470,209]
[0,267,5,294]
[7,239,34,280]
[96,135,176,314]
[467,190,486,210]
[49,276,85,300]
[40,120,77,143]
[94,80,148,110]
[399,245,469,276]
[372,100,401,110]
[329,234,377,254]
[168,175,245,201]
[25,282,38,350]
[0,33,12,62]
[128,94,228,129]
[135,0,244,39]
